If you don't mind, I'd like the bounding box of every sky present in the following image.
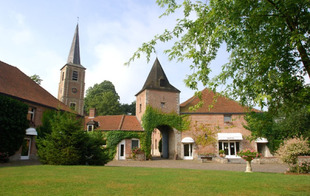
[0,0,229,104]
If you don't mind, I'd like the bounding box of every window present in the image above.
[155,139,157,149]
[139,104,142,113]
[87,125,94,132]
[72,71,78,81]
[62,72,65,81]
[161,102,165,108]
[131,139,139,149]
[70,103,76,111]
[159,79,166,87]
[224,114,232,123]
[27,107,35,122]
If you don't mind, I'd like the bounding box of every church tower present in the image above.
[58,24,86,115]
[135,58,180,122]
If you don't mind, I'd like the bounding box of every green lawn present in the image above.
[0,165,309,195]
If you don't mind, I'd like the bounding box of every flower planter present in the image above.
[201,156,213,163]
[133,153,146,161]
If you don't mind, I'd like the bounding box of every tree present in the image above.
[37,111,107,165]
[121,101,136,115]
[0,95,28,159]
[29,74,42,85]
[84,80,122,115]
[127,0,310,112]
[244,105,310,153]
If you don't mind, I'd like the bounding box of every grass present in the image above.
[0,165,309,195]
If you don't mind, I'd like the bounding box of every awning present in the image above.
[255,138,268,143]
[26,128,37,136]
[218,133,243,141]
[181,137,194,143]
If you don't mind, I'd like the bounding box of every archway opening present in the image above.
[151,125,176,159]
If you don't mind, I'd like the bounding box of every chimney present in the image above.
[89,108,96,118]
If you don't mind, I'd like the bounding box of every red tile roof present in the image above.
[85,115,144,131]
[180,88,259,114]
[0,60,72,112]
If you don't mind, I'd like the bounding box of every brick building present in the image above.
[84,58,271,161]
[0,60,72,161]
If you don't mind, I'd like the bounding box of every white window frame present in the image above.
[87,125,94,132]
[28,107,36,122]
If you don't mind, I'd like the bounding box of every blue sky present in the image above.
[0,0,230,104]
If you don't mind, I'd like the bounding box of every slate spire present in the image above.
[136,58,180,95]
[67,24,81,65]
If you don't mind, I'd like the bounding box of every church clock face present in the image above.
[72,88,78,93]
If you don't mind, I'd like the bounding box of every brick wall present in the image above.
[181,113,256,159]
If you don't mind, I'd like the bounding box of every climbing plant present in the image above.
[141,106,189,159]
[104,131,145,160]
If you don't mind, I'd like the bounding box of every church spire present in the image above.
[67,24,81,65]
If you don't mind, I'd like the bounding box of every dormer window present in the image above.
[72,71,78,81]
[87,120,98,131]
[87,125,94,132]
[159,79,166,87]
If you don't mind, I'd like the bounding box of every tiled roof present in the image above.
[85,115,144,131]
[0,60,72,112]
[180,88,259,114]
[136,58,180,96]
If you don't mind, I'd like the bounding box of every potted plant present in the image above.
[237,149,262,172]
[219,150,226,158]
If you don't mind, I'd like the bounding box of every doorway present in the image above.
[219,141,239,158]
[183,143,193,160]
[119,140,125,160]
[21,138,31,160]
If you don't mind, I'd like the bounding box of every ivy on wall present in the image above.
[104,131,145,160]
[141,106,189,158]
[0,94,28,158]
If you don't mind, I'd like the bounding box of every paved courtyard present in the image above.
[1,159,288,173]
[106,159,288,173]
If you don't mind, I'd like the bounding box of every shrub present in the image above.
[0,95,28,157]
[276,136,310,172]
[37,111,108,165]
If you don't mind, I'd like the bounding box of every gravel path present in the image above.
[106,159,288,173]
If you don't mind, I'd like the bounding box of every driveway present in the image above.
[106,159,288,173]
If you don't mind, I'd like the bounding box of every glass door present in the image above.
[184,143,193,160]
[21,138,31,160]
[219,141,239,158]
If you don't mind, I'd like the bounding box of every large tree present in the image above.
[127,0,310,112]
[84,80,122,116]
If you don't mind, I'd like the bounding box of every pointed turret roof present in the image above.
[66,24,84,69]
[136,58,180,95]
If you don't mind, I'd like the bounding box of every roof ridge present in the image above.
[118,114,125,130]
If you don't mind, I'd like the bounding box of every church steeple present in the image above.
[58,24,86,116]
[67,24,82,66]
